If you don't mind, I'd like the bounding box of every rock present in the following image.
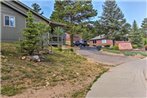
[21,56,26,60]
[30,55,41,62]
[1,55,6,59]
[46,81,50,86]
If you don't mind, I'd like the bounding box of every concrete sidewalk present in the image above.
[86,58,147,98]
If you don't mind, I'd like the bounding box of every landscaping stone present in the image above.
[30,55,41,62]
[21,56,26,60]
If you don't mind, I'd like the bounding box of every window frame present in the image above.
[4,15,15,27]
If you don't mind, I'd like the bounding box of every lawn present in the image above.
[1,42,108,98]
[103,48,147,57]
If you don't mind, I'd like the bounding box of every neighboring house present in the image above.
[89,35,113,46]
[1,0,66,43]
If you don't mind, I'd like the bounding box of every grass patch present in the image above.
[123,51,147,56]
[1,85,24,96]
[103,48,147,57]
[1,42,107,97]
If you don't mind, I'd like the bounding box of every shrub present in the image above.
[132,44,138,49]
[111,45,119,50]
[105,45,110,48]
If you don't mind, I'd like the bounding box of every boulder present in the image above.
[30,55,41,62]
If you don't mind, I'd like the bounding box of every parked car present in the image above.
[74,40,88,47]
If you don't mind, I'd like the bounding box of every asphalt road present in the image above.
[77,47,139,66]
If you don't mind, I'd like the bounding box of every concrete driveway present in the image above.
[76,47,147,98]
[86,58,147,98]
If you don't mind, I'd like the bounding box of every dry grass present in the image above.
[1,42,108,97]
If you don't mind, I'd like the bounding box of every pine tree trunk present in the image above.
[70,34,74,47]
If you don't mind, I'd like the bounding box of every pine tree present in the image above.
[36,22,51,49]
[51,0,97,23]
[32,3,44,15]
[50,0,97,46]
[21,11,40,55]
[100,0,128,42]
[141,18,147,37]
[129,20,143,48]
[141,18,147,29]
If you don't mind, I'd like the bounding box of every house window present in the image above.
[102,40,106,43]
[4,15,15,27]
[5,16,9,26]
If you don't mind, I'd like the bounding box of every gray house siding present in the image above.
[1,3,25,41]
[1,1,49,42]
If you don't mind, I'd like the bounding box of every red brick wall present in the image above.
[89,39,113,46]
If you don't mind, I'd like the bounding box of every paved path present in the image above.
[76,47,147,98]
[76,47,139,66]
[86,58,147,98]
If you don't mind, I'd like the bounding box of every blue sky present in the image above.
[20,0,147,27]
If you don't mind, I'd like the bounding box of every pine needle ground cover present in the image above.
[1,42,108,98]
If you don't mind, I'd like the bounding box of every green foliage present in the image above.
[132,44,138,49]
[50,0,97,24]
[50,0,97,42]
[54,27,64,47]
[99,0,129,41]
[31,3,43,15]
[36,22,51,49]
[141,18,147,37]
[143,38,147,45]
[1,85,23,96]
[20,11,50,55]
[124,51,147,56]
[111,45,119,50]
[129,20,143,48]
[20,11,39,55]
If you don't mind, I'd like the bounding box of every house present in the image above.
[89,35,113,46]
[1,0,66,43]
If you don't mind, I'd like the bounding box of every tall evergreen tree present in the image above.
[21,11,40,55]
[50,0,97,46]
[129,20,143,48]
[141,18,147,29]
[32,3,44,15]
[141,18,147,37]
[132,20,138,31]
[99,0,128,42]
[50,0,97,24]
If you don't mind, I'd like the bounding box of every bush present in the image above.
[132,44,138,49]
[143,38,147,45]
[105,45,110,48]
[97,46,102,51]
[111,45,119,50]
